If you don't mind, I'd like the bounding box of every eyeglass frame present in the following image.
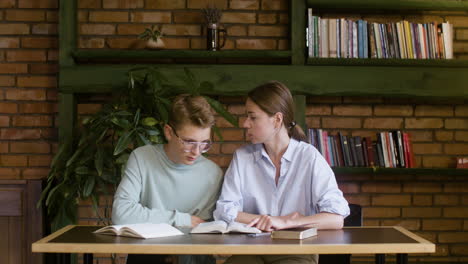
[168,125,212,153]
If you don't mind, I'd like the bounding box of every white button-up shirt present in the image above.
[214,139,349,223]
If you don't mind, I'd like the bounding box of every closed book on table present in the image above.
[271,227,317,240]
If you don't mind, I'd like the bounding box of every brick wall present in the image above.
[1,0,468,264]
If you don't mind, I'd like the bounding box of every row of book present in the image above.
[308,129,415,168]
[307,9,454,59]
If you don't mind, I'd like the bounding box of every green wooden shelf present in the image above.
[60,64,468,98]
[72,50,291,61]
[307,0,468,11]
[333,167,468,176]
[307,58,468,68]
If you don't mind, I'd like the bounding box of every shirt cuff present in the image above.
[175,211,192,227]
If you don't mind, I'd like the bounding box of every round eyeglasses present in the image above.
[170,126,212,153]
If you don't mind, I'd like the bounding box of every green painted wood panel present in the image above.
[73,50,291,60]
[293,95,306,133]
[307,0,468,11]
[59,64,468,98]
[333,167,468,176]
[59,0,76,67]
[291,0,306,65]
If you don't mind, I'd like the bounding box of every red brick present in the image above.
[261,0,287,10]
[278,40,288,51]
[77,104,102,115]
[146,0,185,9]
[80,24,115,35]
[258,13,276,23]
[6,51,46,62]
[439,232,468,243]
[403,182,442,193]
[17,76,56,88]
[380,219,421,231]
[332,105,372,116]
[0,24,29,35]
[23,168,50,179]
[338,182,360,194]
[47,50,58,61]
[434,194,459,205]
[344,195,370,206]
[5,10,45,21]
[423,220,462,231]
[18,0,58,8]
[21,37,58,48]
[279,13,288,24]
[220,143,244,154]
[214,129,244,141]
[322,117,362,129]
[19,103,56,114]
[363,207,400,218]
[422,156,455,168]
[306,105,331,115]
[227,104,245,115]
[132,12,172,23]
[216,116,236,128]
[0,143,8,153]
[5,88,46,101]
[0,155,28,167]
[89,11,128,22]
[451,245,468,256]
[412,143,442,154]
[116,24,147,35]
[163,25,201,36]
[206,143,220,155]
[0,168,21,179]
[103,0,143,8]
[29,63,58,74]
[0,128,42,140]
[445,118,468,129]
[188,0,227,8]
[12,116,52,127]
[0,38,20,48]
[28,155,52,166]
[444,183,468,193]
[0,76,15,86]
[0,63,28,74]
[362,182,401,193]
[402,207,441,218]
[455,105,468,117]
[0,116,9,127]
[78,0,101,8]
[159,38,190,49]
[455,131,468,142]
[0,0,15,8]
[207,155,232,168]
[405,118,444,129]
[11,142,50,153]
[415,105,453,117]
[79,38,106,49]
[372,194,411,206]
[248,25,287,37]
[106,38,144,49]
[0,103,18,114]
[46,11,58,22]
[444,143,468,155]
[222,12,256,24]
[435,131,453,141]
[374,105,413,116]
[363,118,403,129]
[32,24,58,35]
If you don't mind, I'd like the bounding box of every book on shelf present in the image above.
[307,8,453,60]
[190,221,261,234]
[271,227,318,240]
[93,223,184,239]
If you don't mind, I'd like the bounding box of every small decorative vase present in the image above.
[146,38,165,49]
[207,23,226,51]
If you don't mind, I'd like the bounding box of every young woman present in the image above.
[112,94,222,264]
[214,81,349,264]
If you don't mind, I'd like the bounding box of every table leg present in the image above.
[396,254,408,264]
[83,253,93,264]
[375,254,385,264]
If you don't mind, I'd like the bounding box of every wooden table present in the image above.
[32,225,434,264]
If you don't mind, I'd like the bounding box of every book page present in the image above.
[227,222,261,234]
[190,220,228,233]
[94,223,183,239]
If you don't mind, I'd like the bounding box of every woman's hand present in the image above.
[191,215,205,227]
[247,212,304,231]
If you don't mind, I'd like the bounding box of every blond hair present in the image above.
[168,94,215,130]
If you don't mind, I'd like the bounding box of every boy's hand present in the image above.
[191,215,205,227]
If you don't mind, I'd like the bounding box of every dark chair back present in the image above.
[318,204,362,264]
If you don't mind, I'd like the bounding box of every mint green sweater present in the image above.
[112,144,223,227]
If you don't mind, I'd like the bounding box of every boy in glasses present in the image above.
[112,94,223,264]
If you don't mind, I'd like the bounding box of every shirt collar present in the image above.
[253,138,299,163]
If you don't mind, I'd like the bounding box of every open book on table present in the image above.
[190,220,262,234]
[93,223,184,239]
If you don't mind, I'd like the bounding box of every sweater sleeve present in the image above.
[111,151,192,227]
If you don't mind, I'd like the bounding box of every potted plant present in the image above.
[38,67,237,231]
[138,25,165,49]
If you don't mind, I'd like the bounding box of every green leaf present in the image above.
[95,147,104,176]
[111,117,131,129]
[137,132,151,146]
[75,166,89,175]
[133,108,141,126]
[203,96,238,127]
[199,81,214,93]
[212,125,223,141]
[155,101,169,124]
[184,68,199,95]
[83,176,96,198]
[145,129,160,136]
[114,130,134,156]
[142,117,158,126]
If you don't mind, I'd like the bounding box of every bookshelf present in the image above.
[57,0,468,176]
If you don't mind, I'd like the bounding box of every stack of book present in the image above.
[308,129,414,168]
[307,9,454,59]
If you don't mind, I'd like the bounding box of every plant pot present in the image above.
[146,38,165,49]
